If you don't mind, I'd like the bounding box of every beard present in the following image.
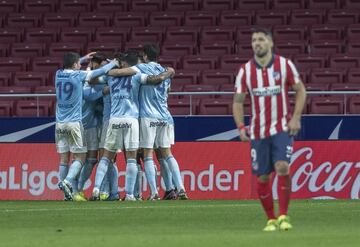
[255,48,269,58]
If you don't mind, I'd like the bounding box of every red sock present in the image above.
[278,175,291,216]
[257,180,275,220]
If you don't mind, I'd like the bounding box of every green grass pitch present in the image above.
[0,200,359,247]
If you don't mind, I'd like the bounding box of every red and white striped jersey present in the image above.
[235,54,301,140]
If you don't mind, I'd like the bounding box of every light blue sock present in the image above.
[100,170,110,195]
[78,158,97,191]
[166,155,185,191]
[109,163,119,197]
[125,159,138,196]
[144,157,158,195]
[65,160,83,185]
[58,163,68,181]
[94,157,111,190]
[134,163,142,198]
[159,158,174,191]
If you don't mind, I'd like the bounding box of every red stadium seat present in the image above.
[60,27,94,43]
[347,24,360,42]
[95,27,129,43]
[0,0,20,13]
[0,28,23,43]
[182,55,218,70]
[78,13,112,27]
[255,10,289,26]
[15,100,51,117]
[184,11,218,27]
[43,13,77,28]
[158,55,181,69]
[0,16,4,28]
[235,43,253,57]
[199,41,234,55]
[124,41,146,52]
[219,10,253,26]
[168,85,183,99]
[327,9,359,25]
[329,54,360,69]
[201,0,234,10]
[0,44,10,57]
[220,55,249,70]
[305,83,329,91]
[273,0,305,9]
[274,41,306,57]
[86,42,120,55]
[349,96,360,114]
[6,14,40,28]
[25,28,59,44]
[293,55,327,70]
[310,97,344,114]
[273,25,307,42]
[23,0,56,13]
[347,68,360,83]
[0,100,13,117]
[290,9,325,25]
[0,72,12,87]
[218,84,235,99]
[48,42,83,57]
[299,70,308,83]
[161,41,197,56]
[346,43,360,55]
[308,0,340,9]
[183,84,218,99]
[130,27,165,42]
[309,41,343,55]
[130,0,163,11]
[165,26,199,42]
[31,57,62,72]
[236,0,270,10]
[0,57,28,72]
[172,70,199,85]
[165,0,199,11]
[343,0,360,9]
[94,0,128,12]
[200,70,235,85]
[149,12,184,27]
[58,0,91,13]
[310,68,344,84]
[168,98,200,115]
[310,24,343,41]
[14,72,49,88]
[10,43,45,57]
[235,26,272,44]
[331,83,360,91]
[0,86,32,94]
[199,98,232,115]
[200,26,235,41]
[113,12,147,27]
[33,86,55,94]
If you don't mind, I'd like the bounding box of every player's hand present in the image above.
[166,67,175,78]
[239,127,250,142]
[102,86,110,95]
[288,116,301,136]
[83,52,96,61]
[107,58,120,68]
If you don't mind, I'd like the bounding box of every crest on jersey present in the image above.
[273,71,280,81]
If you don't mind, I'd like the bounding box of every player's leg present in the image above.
[106,159,120,201]
[55,122,70,183]
[251,138,277,231]
[140,118,159,200]
[272,132,294,230]
[155,148,176,200]
[134,150,143,200]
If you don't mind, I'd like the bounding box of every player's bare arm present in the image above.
[288,82,306,136]
[146,67,175,85]
[233,92,249,141]
[107,67,137,77]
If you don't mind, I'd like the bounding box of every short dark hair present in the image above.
[143,43,160,61]
[123,49,139,66]
[251,27,273,40]
[91,52,107,64]
[63,52,80,69]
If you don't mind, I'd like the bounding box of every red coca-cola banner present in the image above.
[0,142,359,200]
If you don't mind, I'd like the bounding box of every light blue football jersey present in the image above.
[136,62,173,124]
[98,75,111,122]
[107,72,147,119]
[82,83,104,129]
[55,61,116,123]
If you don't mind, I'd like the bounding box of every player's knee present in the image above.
[257,174,270,183]
[87,157,98,166]
[275,161,289,175]
[160,148,171,158]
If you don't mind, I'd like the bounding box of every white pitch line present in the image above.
[0,203,252,213]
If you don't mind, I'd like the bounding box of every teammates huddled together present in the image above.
[55,44,188,201]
